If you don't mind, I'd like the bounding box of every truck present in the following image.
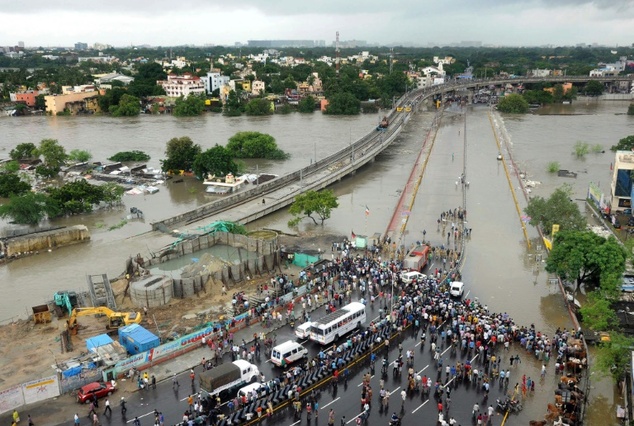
[403,245,430,272]
[199,360,259,398]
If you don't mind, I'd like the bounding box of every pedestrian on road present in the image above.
[103,398,112,415]
[91,413,99,426]
[120,397,127,415]
[12,410,20,424]
[328,409,335,426]
[74,413,80,425]
[133,417,141,426]
[88,401,97,418]
[172,374,179,389]
[27,415,33,426]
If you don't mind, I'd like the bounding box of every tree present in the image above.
[584,80,604,96]
[545,230,627,293]
[9,142,37,161]
[68,149,92,163]
[324,92,360,115]
[34,94,46,110]
[0,174,31,197]
[594,332,634,381]
[611,135,634,152]
[46,180,122,216]
[108,151,150,162]
[244,98,273,116]
[226,132,289,160]
[579,290,619,331]
[109,94,140,117]
[628,104,634,116]
[173,94,205,117]
[298,95,316,113]
[161,136,201,172]
[524,185,586,233]
[288,190,339,226]
[497,94,529,113]
[0,192,50,225]
[223,90,242,116]
[34,139,67,177]
[192,145,239,179]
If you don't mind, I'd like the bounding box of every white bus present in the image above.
[309,302,366,345]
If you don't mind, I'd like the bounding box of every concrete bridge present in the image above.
[151,75,632,232]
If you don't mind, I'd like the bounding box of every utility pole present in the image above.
[335,31,340,76]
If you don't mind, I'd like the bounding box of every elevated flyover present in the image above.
[151,75,632,232]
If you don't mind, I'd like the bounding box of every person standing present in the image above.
[88,401,97,418]
[103,398,112,415]
[328,409,335,426]
[74,413,80,425]
[27,415,33,426]
[92,413,99,426]
[12,410,20,424]
[120,397,127,415]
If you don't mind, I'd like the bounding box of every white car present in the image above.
[449,282,464,298]
[400,271,426,284]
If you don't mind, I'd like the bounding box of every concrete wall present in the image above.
[5,225,90,258]
[143,232,279,301]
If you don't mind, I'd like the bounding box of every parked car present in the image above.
[77,381,116,404]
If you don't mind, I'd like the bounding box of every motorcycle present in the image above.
[496,397,522,413]
[388,417,401,426]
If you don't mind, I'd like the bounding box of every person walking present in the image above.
[74,413,80,425]
[120,397,127,416]
[27,415,33,426]
[88,401,97,418]
[91,413,99,426]
[328,409,335,426]
[12,410,20,424]
[103,398,112,415]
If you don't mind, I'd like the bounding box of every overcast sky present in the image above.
[2,0,633,48]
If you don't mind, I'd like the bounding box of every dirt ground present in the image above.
[0,232,343,391]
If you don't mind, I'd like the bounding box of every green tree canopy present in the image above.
[0,174,31,198]
[161,136,202,172]
[579,290,619,332]
[546,230,627,293]
[173,94,205,117]
[192,145,239,179]
[298,95,317,113]
[610,135,634,152]
[34,139,67,177]
[521,90,553,105]
[628,104,634,116]
[497,93,529,113]
[524,184,586,233]
[9,142,37,161]
[244,98,274,116]
[0,192,50,224]
[325,92,361,115]
[109,94,140,117]
[583,80,604,96]
[108,151,150,162]
[68,149,92,163]
[288,189,339,226]
[226,132,289,160]
[46,179,123,216]
[223,90,243,116]
[594,331,634,381]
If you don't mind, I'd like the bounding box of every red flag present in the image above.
[365,205,370,216]
[351,230,356,240]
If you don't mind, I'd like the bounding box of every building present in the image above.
[157,73,205,98]
[44,91,100,115]
[93,73,135,87]
[251,80,265,96]
[10,90,39,107]
[202,72,230,95]
[74,42,88,51]
[610,150,634,211]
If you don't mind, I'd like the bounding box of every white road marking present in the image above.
[321,397,340,409]
[412,398,429,413]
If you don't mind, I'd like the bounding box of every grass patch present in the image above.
[108,220,127,231]
[591,144,604,154]
[547,161,560,173]
[573,141,589,158]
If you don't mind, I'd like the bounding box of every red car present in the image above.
[77,381,116,404]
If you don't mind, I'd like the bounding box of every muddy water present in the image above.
[1,101,629,421]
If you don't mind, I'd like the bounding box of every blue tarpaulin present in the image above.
[86,334,114,351]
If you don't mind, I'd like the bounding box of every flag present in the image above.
[365,205,370,216]
[351,230,356,240]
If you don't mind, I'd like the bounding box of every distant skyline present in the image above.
[1,0,633,48]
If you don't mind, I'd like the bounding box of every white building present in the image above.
[202,72,230,95]
[157,73,205,98]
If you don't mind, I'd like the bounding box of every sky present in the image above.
[2,0,633,48]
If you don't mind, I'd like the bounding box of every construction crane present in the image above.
[67,307,142,335]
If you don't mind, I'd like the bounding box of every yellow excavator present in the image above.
[67,307,142,335]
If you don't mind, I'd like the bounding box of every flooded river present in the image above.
[0,99,631,421]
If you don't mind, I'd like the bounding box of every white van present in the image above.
[295,321,313,340]
[270,340,308,367]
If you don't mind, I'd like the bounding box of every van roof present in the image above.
[296,321,313,329]
[238,382,262,395]
[273,340,305,351]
